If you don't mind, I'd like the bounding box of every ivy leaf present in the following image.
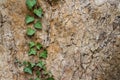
[29,41,35,48]
[46,77,54,80]
[23,61,29,66]
[26,0,37,10]
[35,77,41,80]
[25,15,34,24]
[36,70,41,77]
[29,62,36,68]
[28,48,37,55]
[36,43,42,50]
[27,28,36,36]
[39,50,47,59]
[34,8,43,17]
[29,78,33,80]
[34,21,42,29]
[23,67,32,74]
[23,61,35,68]
[36,61,45,69]
[43,70,49,75]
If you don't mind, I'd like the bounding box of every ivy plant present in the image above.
[28,48,37,55]
[36,61,45,69]
[47,77,54,80]
[29,41,36,48]
[24,67,33,74]
[35,77,41,80]
[25,15,34,24]
[36,43,42,50]
[23,0,55,80]
[29,78,33,80]
[39,50,47,59]
[26,0,37,10]
[34,21,42,29]
[34,8,43,17]
[36,70,41,77]
[27,28,36,36]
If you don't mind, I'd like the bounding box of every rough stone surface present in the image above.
[0,0,120,80]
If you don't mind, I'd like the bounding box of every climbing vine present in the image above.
[22,0,54,80]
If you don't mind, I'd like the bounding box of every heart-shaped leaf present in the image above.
[29,41,35,48]
[28,48,37,55]
[36,61,45,69]
[35,77,41,80]
[34,8,43,17]
[29,78,33,80]
[25,15,34,24]
[23,61,36,68]
[27,28,36,36]
[36,43,42,50]
[39,50,47,59]
[23,67,32,74]
[46,77,54,80]
[29,62,36,68]
[23,61,29,66]
[34,21,42,29]
[26,0,37,10]
[36,70,41,77]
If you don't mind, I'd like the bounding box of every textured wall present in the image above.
[0,0,120,80]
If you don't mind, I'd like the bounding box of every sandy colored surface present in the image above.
[0,0,120,80]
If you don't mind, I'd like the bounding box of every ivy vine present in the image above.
[22,0,55,80]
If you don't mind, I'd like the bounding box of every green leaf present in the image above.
[29,78,33,80]
[36,70,41,77]
[26,0,37,10]
[23,61,28,66]
[29,41,35,48]
[23,61,35,68]
[46,77,54,80]
[34,8,43,17]
[25,15,34,24]
[39,50,47,59]
[36,43,42,50]
[35,77,41,80]
[29,62,36,68]
[43,70,49,75]
[34,21,42,29]
[36,61,45,68]
[23,67,32,74]
[28,48,37,55]
[14,58,20,63]
[27,28,36,36]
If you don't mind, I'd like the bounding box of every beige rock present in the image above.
[0,0,120,80]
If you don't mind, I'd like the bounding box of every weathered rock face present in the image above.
[0,0,120,80]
